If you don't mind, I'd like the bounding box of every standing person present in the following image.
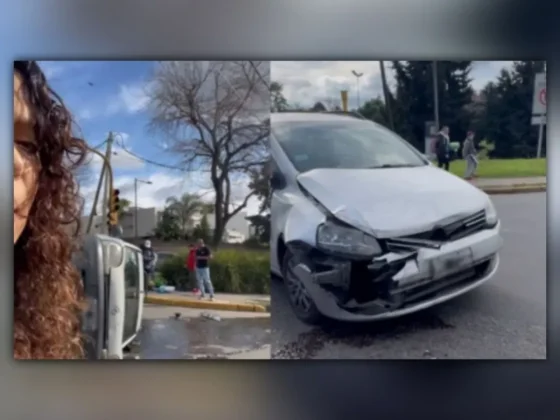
[435,126,451,171]
[195,238,215,301]
[463,130,478,180]
[185,243,198,294]
[14,61,88,359]
[141,240,158,294]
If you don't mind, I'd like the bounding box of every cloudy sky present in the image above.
[39,61,260,216]
[271,61,514,110]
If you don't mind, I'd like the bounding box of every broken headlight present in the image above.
[485,200,498,228]
[316,220,382,259]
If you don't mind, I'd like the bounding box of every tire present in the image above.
[281,249,324,325]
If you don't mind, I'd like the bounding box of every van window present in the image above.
[123,247,141,344]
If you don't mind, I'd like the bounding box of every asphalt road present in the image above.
[271,193,546,359]
[129,305,270,359]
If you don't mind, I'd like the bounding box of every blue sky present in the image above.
[38,61,259,216]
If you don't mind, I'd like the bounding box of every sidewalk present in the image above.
[472,176,546,194]
[144,291,270,313]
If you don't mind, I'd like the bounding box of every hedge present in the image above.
[157,248,270,294]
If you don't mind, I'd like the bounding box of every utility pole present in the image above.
[432,61,440,131]
[352,70,363,109]
[134,177,153,239]
[379,61,395,131]
[86,133,113,234]
[101,132,114,235]
[135,178,138,239]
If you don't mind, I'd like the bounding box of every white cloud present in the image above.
[38,61,66,80]
[272,61,516,110]
[77,108,93,121]
[107,82,151,115]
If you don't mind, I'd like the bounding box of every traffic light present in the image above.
[108,188,120,226]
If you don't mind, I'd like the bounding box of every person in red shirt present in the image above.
[185,244,198,294]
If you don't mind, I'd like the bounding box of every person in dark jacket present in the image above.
[195,238,215,301]
[435,126,451,171]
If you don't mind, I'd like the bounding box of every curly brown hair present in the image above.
[14,61,88,359]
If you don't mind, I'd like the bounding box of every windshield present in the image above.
[273,119,427,173]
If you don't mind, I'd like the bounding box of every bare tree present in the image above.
[147,61,270,246]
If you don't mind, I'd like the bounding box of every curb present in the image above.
[144,294,269,313]
[246,300,271,312]
[480,184,546,195]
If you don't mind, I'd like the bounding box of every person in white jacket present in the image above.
[462,131,478,180]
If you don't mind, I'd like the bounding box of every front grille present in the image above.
[396,258,493,306]
[404,209,486,243]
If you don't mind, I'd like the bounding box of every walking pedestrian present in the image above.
[195,238,215,301]
[141,240,158,294]
[463,131,478,180]
[435,126,451,171]
[185,243,198,294]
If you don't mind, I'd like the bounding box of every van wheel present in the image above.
[282,249,323,325]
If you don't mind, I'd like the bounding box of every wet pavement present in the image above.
[129,305,271,359]
[271,193,546,359]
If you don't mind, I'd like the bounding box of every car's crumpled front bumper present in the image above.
[290,223,503,322]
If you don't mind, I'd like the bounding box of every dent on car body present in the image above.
[295,167,489,238]
[282,196,326,247]
[282,175,501,320]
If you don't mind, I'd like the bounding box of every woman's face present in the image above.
[13,72,39,244]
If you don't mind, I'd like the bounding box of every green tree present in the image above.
[192,211,211,243]
[310,101,327,112]
[271,81,289,112]
[165,193,205,235]
[358,96,390,128]
[438,61,475,144]
[154,208,181,241]
[477,61,546,158]
[246,214,270,243]
[248,163,270,214]
[390,61,474,149]
[118,198,131,218]
[246,163,271,244]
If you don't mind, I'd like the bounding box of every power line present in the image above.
[113,135,190,172]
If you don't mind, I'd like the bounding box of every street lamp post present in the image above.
[352,70,364,109]
[432,61,440,131]
[134,178,152,239]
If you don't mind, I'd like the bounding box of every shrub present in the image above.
[477,139,495,160]
[243,236,268,249]
[157,248,270,294]
[153,273,166,288]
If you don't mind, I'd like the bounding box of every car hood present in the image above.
[296,166,489,238]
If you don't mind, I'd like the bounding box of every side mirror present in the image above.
[270,171,286,190]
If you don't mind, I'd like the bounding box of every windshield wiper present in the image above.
[367,163,420,169]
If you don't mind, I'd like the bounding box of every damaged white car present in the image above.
[270,112,503,325]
